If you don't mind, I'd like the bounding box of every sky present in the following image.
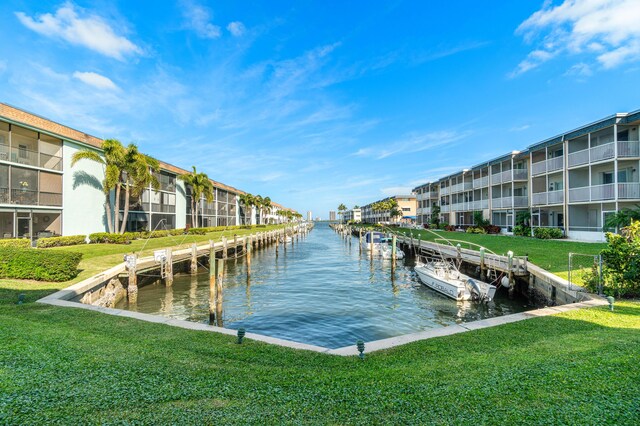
[1,0,640,218]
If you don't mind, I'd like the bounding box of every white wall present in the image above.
[62,141,107,236]
[175,179,187,229]
[567,230,606,242]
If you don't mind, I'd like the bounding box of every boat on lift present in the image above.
[415,260,496,302]
[361,231,385,253]
[380,237,405,259]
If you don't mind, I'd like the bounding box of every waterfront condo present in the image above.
[414,110,640,242]
[0,103,292,241]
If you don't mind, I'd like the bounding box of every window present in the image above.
[602,172,614,185]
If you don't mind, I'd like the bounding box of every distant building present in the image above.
[344,208,361,223]
[361,195,417,224]
[307,210,312,221]
[329,211,336,221]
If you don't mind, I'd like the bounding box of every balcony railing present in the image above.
[568,142,615,168]
[618,183,640,199]
[513,196,529,207]
[2,188,63,206]
[501,170,513,182]
[618,141,640,158]
[441,205,450,213]
[491,197,513,209]
[531,161,546,176]
[152,203,176,213]
[451,183,463,193]
[513,169,528,181]
[569,184,615,202]
[463,181,473,190]
[429,191,439,199]
[0,145,63,171]
[473,176,489,188]
[491,172,502,185]
[548,156,564,173]
[440,187,450,195]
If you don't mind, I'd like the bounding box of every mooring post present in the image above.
[215,258,224,327]
[209,243,216,324]
[222,236,228,259]
[190,243,198,274]
[246,236,252,277]
[126,254,138,303]
[165,248,174,286]
[369,232,373,260]
[392,234,397,261]
[479,247,486,281]
[507,250,515,298]
[359,229,363,253]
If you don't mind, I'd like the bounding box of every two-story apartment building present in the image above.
[0,102,293,240]
[412,110,640,241]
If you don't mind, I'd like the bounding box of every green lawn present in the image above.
[0,299,638,424]
[0,225,286,304]
[390,228,606,279]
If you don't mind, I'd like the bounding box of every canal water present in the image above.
[116,222,530,349]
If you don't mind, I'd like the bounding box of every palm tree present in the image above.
[71,139,125,233]
[119,144,160,234]
[262,197,272,224]
[179,166,214,228]
[604,205,640,232]
[337,203,347,223]
[239,193,256,225]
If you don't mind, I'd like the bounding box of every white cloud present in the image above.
[181,1,221,39]
[15,3,142,60]
[564,62,593,78]
[227,21,245,37]
[380,186,414,196]
[510,124,531,132]
[354,130,470,160]
[73,71,118,90]
[512,0,640,75]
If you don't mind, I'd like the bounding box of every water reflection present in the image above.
[116,223,530,349]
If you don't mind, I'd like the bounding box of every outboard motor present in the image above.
[466,279,486,302]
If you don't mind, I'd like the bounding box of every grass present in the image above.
[0,225,286,304]
[0,298,638,424]
[389,227,606,279]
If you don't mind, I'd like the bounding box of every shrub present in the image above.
[0,247,82,281]
[473,211,490,228]
[484,225,501,235]
[466,226,487,234]
[438,222,449,230]
[36,235,86,248]
[533,227,563,239]
[513,225,531,237]
[0,238,31,248]
[89,232,130,244]
[600,222,640,298]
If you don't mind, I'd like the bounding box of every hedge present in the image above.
[0,247,82,281]
[0,238,31,248]
[36,235,86,248]
[88,233,131,244]
[187,225,255,235]
[533,227,563,239]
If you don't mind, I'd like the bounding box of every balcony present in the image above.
[491,172,502,185]
[513,196,529,207]
[152,203,176,213]
[463,181,473,191]
[618,141,640,158]
[441,205,450,213]
[0,144,63,171]
[451,183,463,193]
[429,191,439,199]
[618,182,640,199]
[513,169,528,181]
[568,142,615,168]
[531,160,546,176]
[491,197,513,209]
[473,176,489,188]
[569,184,615,203]
[440,187,450,195]
[3,188,61,206]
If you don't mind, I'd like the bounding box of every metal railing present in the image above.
[513,195,529,207]
[569,184,615,202]
[473,176,488,188]
[6,189,62,206]
[568,142,615,167]
[618,141,640,158]
[618,182,640,199]
[0,145,63,171]
[531,190,564,206]
[513,169,528,180]
[491,172,502,185]
[531,161,546,176]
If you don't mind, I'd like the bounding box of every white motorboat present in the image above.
[361,231,385,253]
[380,237,405,259]
[415,261,496,302]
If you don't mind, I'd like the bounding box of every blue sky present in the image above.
[1,1,640,218]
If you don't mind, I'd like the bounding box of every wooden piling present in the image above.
[392,234,397,261]
[209,243,216,324]
[246,236,252,277]
[215,258,224,327]
[222,236,228,259]
[127,255,138,303]
[190,243,198,274]
[507,251,515,298]
[165,248,174,286]
[479,247,486,281]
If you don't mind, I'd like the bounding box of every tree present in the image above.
[179,166,214,228]
[473,211,489,227]
[262,197,272,224]
[71,139,124,233]
[601,221,640,297]
[337,203,347,223]
[239,193,256,225]
[119,144,160,234]
[353,205,359,209]
[604,205,640,232]
[430,204,441,227]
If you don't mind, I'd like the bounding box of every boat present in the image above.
[415,260,496,302]
[380,237,405,259]
[361,231,385,253]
